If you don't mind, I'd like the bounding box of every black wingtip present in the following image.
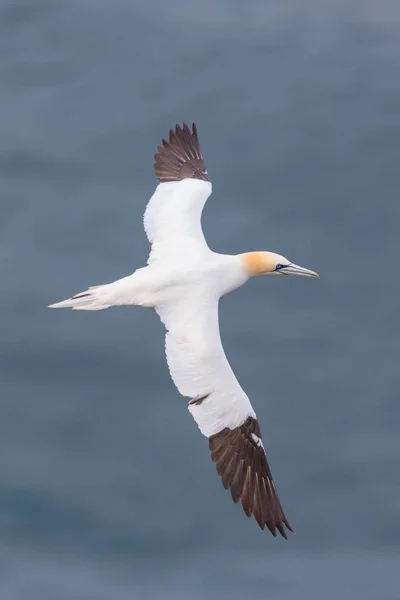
[208,417,294,539]
[154,122,209,183]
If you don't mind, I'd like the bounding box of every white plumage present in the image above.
[49,122,319,537]
[144,179,212,262]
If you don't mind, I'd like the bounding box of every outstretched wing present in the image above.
[143,122,212,263]
[155,294,293,538]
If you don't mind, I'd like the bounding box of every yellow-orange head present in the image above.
[241,251,319,278]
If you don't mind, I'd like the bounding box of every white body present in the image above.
[52,180,256,437]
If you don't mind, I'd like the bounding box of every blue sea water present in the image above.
[1,1,400,598]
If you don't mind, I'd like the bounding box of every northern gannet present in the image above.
[49,123,319,538]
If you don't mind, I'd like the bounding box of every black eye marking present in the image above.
[275,263,283,271]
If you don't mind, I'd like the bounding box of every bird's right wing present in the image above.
[143,123,212,263]
[155,294,293,538]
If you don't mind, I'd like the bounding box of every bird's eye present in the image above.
[275,264,283,270]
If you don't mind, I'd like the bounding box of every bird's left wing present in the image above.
[155,294,293,538]
[143,123,212,263]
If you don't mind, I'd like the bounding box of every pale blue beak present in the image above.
[281,263,319,278]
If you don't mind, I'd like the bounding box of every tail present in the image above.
[48,285,112,311]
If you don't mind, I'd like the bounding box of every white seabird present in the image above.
[49,122,319,538]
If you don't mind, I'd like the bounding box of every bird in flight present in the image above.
[49,122,318,538]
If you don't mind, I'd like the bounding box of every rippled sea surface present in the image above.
[1,1,400,598]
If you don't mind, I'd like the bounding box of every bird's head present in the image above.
[241,251,319,278]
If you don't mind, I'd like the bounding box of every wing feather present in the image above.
[156,295,256,436]
[144,123,212,263]
[155,295,293,537]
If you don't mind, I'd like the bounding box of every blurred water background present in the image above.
[1,1,400,598]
